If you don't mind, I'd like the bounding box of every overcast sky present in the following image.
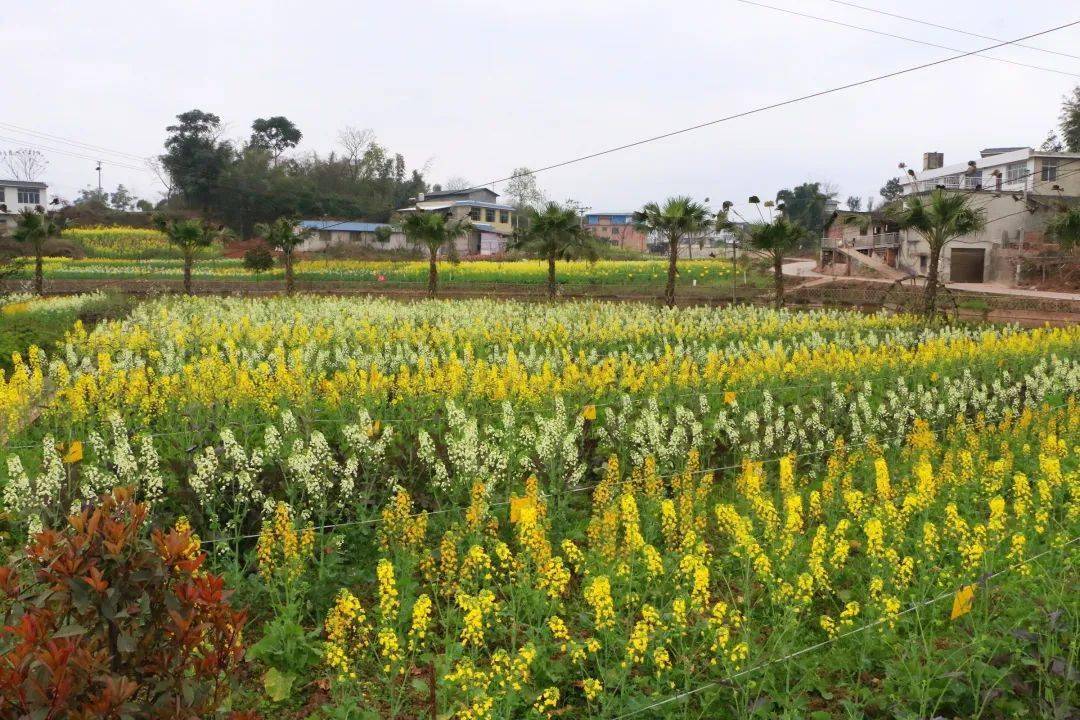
[2,0,1079,219]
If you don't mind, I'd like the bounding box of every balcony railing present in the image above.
[822,232,900,250]
[908,174,1030,194]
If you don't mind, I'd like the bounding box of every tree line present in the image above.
[158,110,427,237]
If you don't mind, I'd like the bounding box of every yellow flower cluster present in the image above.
[256,502,314,584]
[324,589,369,681]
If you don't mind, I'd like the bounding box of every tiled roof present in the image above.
[300,220,391,233]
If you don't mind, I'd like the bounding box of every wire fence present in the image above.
[612,534,1080,718]
[2,333,1051,453]
[194,398,1072,548]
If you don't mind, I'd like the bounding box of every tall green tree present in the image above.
[399,211,472,298]
[1045,206,1080,251]
[160,110,233,212]
[633,196,712,308]
[879,177,904,202]
[256,217,312,296]
[249,116,303,161]
[1060,85,1080,152]
[12,208,61,295]
[742,216,807,308]
[775,182,836,242]
[511,202,601,299]
[154,216,230,295]
[887,189,986,316]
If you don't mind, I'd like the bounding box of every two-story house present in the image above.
[0,180,49,231]
[396,188,516,256]
[583,212,649,252]
[896,147,1080,284]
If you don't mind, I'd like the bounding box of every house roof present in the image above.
[474,223,511,236]
[0,179,47,189]
[398,200,515,212]
[980,147,1029,157]
[422,188,498,200]
[300,220,392,233]
[455,200,514,211]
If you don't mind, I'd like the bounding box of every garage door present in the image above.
[950,248,985,283]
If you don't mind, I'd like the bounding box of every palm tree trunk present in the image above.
[665,237,679,308]
[547,255,557,300]
[183,253,193,296]
[34,246,43,296]
[428,247,438,298]
[285,250,295,296]
[773,253,785,308]
[925,242,942,316]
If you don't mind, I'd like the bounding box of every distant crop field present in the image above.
[64,225,223,259]
[28,256,764,289]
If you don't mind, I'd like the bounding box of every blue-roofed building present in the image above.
[297,219,408,252]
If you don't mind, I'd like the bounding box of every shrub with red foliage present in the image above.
[0,487,254,720]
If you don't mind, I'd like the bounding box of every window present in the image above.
[469,207,481,221]
[611,227,621,237]
[1005,162,1027,184]
[499,210,509,223]
[919,255,928,272]
[587,215,598,225]
[1041,158,1059,181]
[17,189,40,204]
[485,208,495,222]
[0,188,5,202]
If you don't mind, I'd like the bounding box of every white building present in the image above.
[297,220,407,252]
[895,148,1080,284]
[0,180,49,231]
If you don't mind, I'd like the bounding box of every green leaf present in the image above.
[263,667,295,703]
[810,712,832,720]
[52,623,86,638]
[117,631,136,654]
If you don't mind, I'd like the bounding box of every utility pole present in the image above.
[96,161,102,195]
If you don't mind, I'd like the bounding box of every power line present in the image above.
[307,18,1080,237]
[0,135,151,175]
[466,18,1080,194]
[821,0,1080,63]
[0,121,152,162]
[734,0,1080,79]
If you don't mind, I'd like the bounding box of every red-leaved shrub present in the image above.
[0,487,251,719]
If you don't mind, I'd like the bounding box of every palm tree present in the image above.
[154,216,231,295]
[887,189,986,315]
[633,196,712,308]
[511,202,601,299]
[12,208,61,295]
[256,217,312,296]
[743,217,808,307]
[1045,206,1080,252]
[399,211,472,298]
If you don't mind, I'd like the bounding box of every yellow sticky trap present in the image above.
[509,495,536,524]
[950,584,976,620]
[724,391,737,405]
[62,441,83,464]
[582,405,596,421]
